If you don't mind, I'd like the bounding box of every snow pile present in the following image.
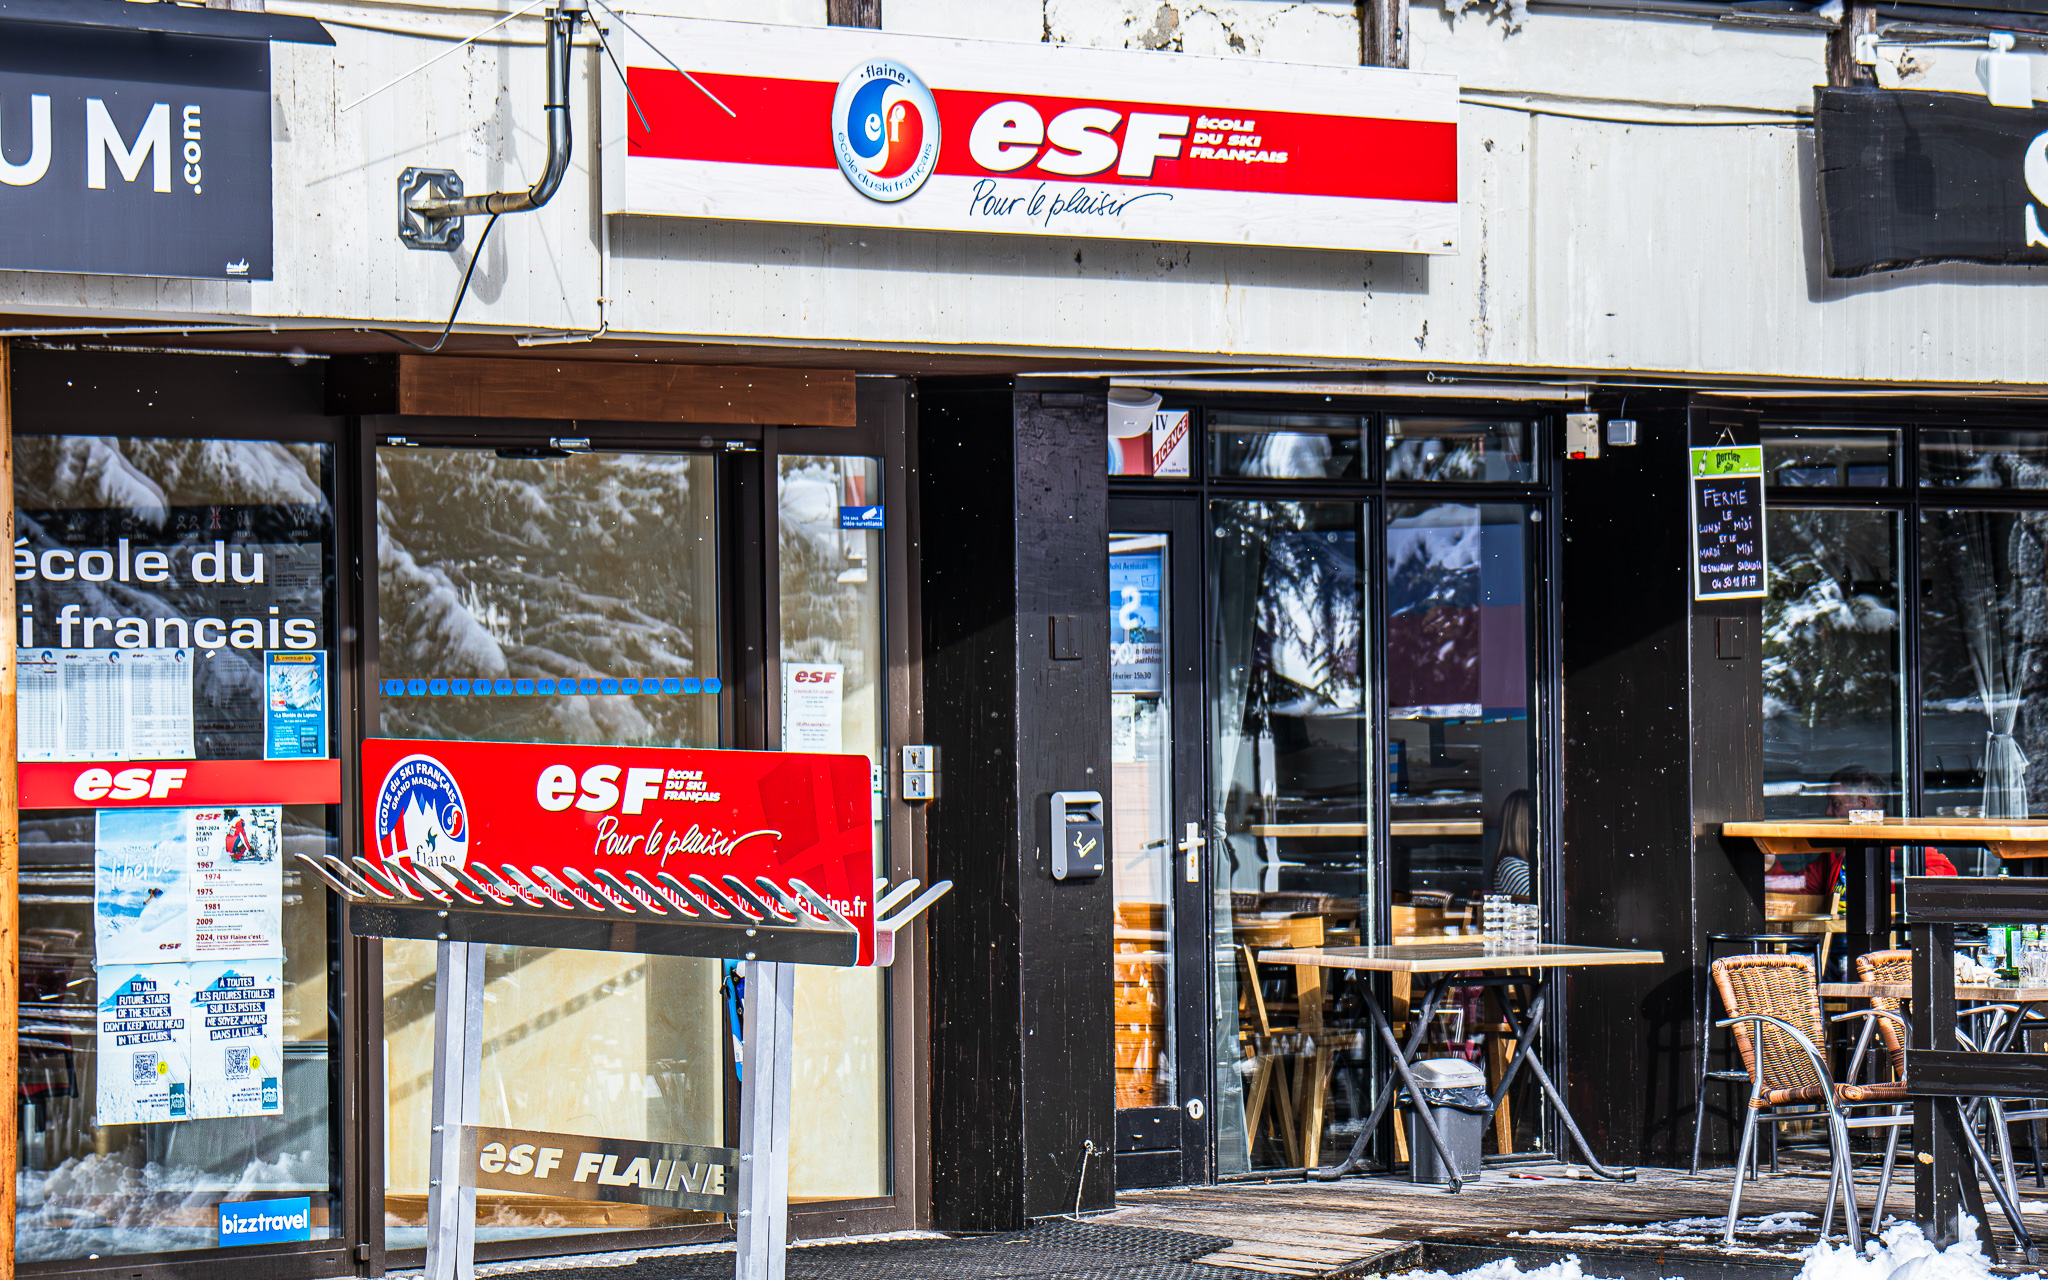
[1399,1215,2033,1280]
[1395,1257,1618,1280]
[1798,1218,2024,1280]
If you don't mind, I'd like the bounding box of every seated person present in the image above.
[1765,766,1955,896]
[1487,789,1534,899]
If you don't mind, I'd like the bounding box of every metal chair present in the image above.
[1856,949,2048,1219]
[1712,954,1909,1250]
[1691,932,1826,1174]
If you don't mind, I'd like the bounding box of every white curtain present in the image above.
[1954,514,2030,819]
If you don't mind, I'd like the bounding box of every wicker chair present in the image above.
[1711,954,1908,1249]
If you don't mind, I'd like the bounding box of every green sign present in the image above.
[1690,445,1763,478]
[1690,445,1766,600]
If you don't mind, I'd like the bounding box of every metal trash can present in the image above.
[1405,1058,1493,1184]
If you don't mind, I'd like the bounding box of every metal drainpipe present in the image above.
[409,0,584,222]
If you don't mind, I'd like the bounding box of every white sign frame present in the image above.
[600,18,1460,254]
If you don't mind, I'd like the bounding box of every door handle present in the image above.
[1177,822,1205,883]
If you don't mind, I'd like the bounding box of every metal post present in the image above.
[735,961,795,1280]
[0,337,17,1280]
[425,941,487,1280]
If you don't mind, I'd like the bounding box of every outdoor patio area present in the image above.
[391,1157,2048,1280]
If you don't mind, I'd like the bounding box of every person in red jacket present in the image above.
[1773,766,1955,894]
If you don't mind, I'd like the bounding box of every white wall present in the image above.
[4,0,2047,385]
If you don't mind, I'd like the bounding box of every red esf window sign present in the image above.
[361,739,878,964]
[599,18,1458,255]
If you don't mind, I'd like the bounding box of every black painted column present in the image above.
[1560,396,1766,1166]
[918,382,1114,1229]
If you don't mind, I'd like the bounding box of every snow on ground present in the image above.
[1399,1215,2037,1280]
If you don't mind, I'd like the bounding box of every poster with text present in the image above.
[781,663,845,753]
[187,959,283,1120]
[95,808,193,965]
[187,807,283,960]
[1110,546,1164,694]
[96,963,191,1125]
[264,651,327,760]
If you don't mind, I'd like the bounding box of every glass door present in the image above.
[373,442,730,1250]
[1108,499,1208,1188]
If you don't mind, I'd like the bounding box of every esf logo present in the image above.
[831,60,940,203]
[791,668,839,685]
[375,754,469,868]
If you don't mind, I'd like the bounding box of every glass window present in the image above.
[1761,509,1904,893]
[1384,418,1534,484]
[1921,429,2048,488]
[1381,501,1546,1163]
[1207,500,1370,1174]
[1763,427,1900,488]
[776,455,889,1201]
[1384,503,1539,921]
[1207,412,1367,480]
[374,448,720,744]
[376,447,725,1245]
[1920,509,2048,832]
[14,436,341,1261]
[1109,533,1174,1111]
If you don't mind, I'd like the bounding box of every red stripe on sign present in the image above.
[626,68,1456,204]
[22,758,343,810]
[628,68,837,168]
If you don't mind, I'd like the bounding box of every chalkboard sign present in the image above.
[1690,445,1766,600]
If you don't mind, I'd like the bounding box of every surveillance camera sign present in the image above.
[0,28,274,279]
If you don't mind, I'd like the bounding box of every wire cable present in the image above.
[373,212,502,353]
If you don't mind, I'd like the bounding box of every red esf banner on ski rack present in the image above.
[599,17,1459,255]
[361,738,877,964]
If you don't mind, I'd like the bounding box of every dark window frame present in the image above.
[1110,396,1565,1175]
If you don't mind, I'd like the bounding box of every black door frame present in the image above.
[1109,395,1568,1179]
[1107,496,1212,1188]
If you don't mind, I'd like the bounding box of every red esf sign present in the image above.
[599,19,1458,254]
[361,739,878,963]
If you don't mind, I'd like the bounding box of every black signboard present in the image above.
[0,25,273,279]
[1690,445,1765,601]
[1816,86,2048,277]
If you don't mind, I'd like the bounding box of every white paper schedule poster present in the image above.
[781,662,844,753]
[188,808,282,960]
[96,963,192,1125]
[17,647,195,762]
[187,959,283,1119]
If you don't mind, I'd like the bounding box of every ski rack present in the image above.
[299,852,949,1280]
[296,853,864,964]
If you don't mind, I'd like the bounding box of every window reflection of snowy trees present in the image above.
[375,450,718,748]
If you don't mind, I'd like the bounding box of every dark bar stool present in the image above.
[1692,930,1829,1175]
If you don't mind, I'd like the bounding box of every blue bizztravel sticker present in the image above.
[219,1196,312,1245]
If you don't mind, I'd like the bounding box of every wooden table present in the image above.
[1725,818,2048,961]
[1255,942,1664,1189]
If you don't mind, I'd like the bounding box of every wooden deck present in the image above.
[1104,1158,2048,1277]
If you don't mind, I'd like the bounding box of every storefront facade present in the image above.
[6,0,2048,1271]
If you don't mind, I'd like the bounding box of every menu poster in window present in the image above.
[17,507,330,760]
[264,652,327,760]
[188,807,284,960]
[1690,445,1767,601]
[95,808,193,965]
[95,964,191,1125]
[16,648,195,763]
[187,959,283,1120]
[1110,549,1164,694]
[782,663,844,752]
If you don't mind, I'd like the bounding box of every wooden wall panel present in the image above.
[327,355,856,427]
